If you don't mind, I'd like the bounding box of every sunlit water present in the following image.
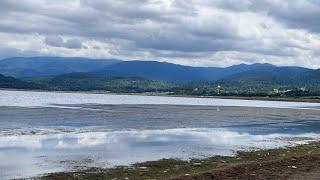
[1,90,320,179]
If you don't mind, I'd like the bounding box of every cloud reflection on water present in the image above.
[0,128,318,150]
[0,128,319,179]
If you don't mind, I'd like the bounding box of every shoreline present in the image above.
[41,142,320,180]
[1,88,320,103]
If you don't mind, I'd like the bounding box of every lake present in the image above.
[0,90,320,179]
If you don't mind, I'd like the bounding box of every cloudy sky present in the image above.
[0,0,320,68]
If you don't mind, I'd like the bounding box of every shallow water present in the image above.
[1,90,320,109]
[0,90,320,179]
[0,128,318,179]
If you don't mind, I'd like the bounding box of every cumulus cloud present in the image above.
[0,0,319,68]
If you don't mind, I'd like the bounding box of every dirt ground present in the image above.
[172,154,320,180]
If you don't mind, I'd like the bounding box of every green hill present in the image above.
[0,74,43,89]
[24,72,175,93]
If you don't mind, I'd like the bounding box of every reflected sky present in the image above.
[1,90,320,179]
[0,128,319,179]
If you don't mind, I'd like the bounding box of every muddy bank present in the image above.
[40,142,320,180]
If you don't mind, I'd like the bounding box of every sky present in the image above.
[0,0,320,68]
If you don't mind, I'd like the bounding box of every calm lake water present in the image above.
[0,90,320,179]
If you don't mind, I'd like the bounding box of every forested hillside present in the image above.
[1,57,320,97]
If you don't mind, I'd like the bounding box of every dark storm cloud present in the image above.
[0,0,319,67]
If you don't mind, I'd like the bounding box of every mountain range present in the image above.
[0,56,317,83]
[0,57,120,78]
[1,56,320,96]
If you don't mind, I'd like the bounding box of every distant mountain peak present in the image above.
[0,56,313,83]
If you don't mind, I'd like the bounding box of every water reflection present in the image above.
[1,90,320,179]
[2,104,320,136]
[0,128,319,179]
